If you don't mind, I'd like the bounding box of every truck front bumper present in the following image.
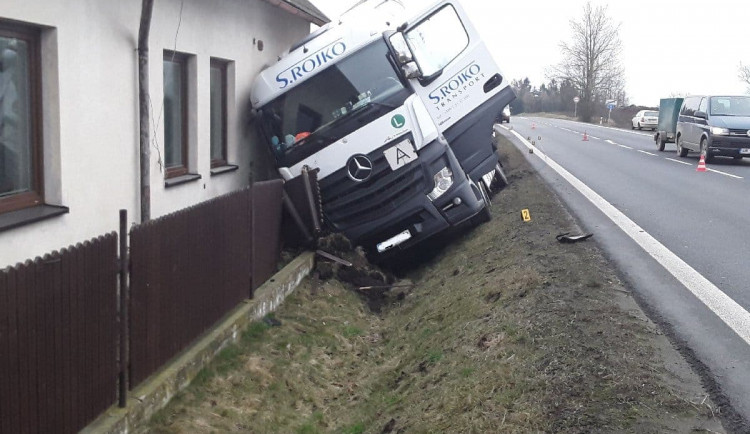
[319,136,485,258]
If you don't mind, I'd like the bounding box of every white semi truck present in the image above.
[250,0,515,258]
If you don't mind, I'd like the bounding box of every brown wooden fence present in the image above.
[0,181,284,433]
[0,234,119,434]
[128,180,283,388]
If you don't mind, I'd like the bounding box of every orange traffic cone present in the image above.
[582,131,589,141]
[697,154,707,172]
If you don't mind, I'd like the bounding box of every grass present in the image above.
[144,136,721,434]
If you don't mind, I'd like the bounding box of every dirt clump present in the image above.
[314,233,407,313]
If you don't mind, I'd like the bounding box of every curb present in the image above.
[82,251,316,434]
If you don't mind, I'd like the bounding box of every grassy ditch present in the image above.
[145,135,722,433]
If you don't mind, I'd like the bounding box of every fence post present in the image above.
[118,210,129,408]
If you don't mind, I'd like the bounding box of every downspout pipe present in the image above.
[138,0,154,222]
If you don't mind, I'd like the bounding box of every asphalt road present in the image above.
[498,116,750,432]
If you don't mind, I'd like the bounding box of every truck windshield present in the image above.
[710,96,750,117]
[259,40,411,168]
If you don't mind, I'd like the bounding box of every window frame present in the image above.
[0,20,44,215]
[163,50,189,178]
[698,97,708,114]
[404,4,470,82]
[209,58,228,168]
[681,97,699,117]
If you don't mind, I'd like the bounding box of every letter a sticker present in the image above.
[396,147,411,165]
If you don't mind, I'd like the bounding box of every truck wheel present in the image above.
[493,162,508,190]
[700,138,713,163]
[655,134,666,152]
[637,123,642,130]
[472,182,492,224]
[676,135,688,157]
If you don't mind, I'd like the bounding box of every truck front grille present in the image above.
[319,141,426,231]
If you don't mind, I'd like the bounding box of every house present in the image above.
[0,0,328,267]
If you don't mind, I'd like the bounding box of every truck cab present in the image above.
[250,0,515,258]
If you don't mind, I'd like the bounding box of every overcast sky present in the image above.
[308,0,749,107]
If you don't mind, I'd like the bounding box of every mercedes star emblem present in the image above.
[347,155,373,182]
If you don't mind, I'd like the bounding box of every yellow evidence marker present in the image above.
[521,209,531,222]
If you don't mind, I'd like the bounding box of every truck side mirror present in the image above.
[389,32,413,65]
[401,61,421,79]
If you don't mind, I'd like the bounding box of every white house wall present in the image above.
[0,0,310,267]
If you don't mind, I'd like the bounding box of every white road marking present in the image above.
[666,158,693,166]
[500,125,750,347]
[551,119,655,137]
[522,119,741,179]
[707,168,744,179]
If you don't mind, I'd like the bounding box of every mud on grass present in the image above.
[145,136,723,433]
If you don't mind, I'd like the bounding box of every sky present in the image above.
[308,0,750,107]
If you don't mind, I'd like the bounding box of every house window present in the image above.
[0,21,43,215]
[209,59,227,167]
[163,51,188,178]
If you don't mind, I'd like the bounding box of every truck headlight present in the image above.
[428,167,453,201]
[710,127,730,135]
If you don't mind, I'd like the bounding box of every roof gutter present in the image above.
[260,0,328,27]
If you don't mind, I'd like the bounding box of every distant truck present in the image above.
[250,0,515,259]
[654,97,683,151]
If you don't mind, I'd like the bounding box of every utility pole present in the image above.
[138,0,154,222]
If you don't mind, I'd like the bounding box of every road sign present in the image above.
[606,99,617,110]
[573,96,580,103]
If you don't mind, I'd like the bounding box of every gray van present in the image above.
[675,95,750,162]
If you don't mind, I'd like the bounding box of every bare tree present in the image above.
[740,63,750,93]
[548,2,625,122]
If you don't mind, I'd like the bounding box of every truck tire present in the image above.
[493,162,508,190]
[472,182,492,225]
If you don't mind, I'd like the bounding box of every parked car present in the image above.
[675,95,750,162]
[631,110,658,130]
[496,105,510,123]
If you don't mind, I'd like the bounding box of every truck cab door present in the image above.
[394,1,515,180]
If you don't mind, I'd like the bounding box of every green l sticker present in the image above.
[391,114,406,129]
